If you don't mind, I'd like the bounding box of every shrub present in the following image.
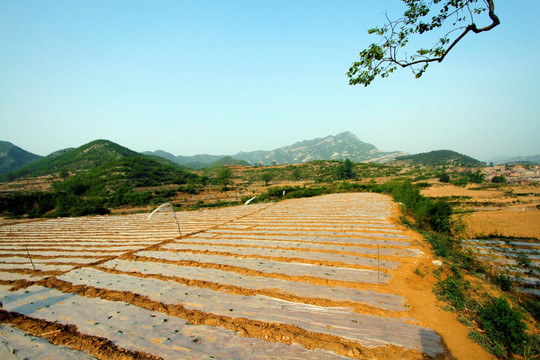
[466,170,485,184]
[521,297,540,322]
[339,182,368,192]
[452,177,468,187]
[379,181,453,234]
[493,274,513,292]
[426,233,457,258]
[254,186,332,203]
[0,192,56,218]
[491,175,507,184]
[479,297,528,354]
[390,180,422,209]
[215,167,233,185]
[424,199,453,234]
[177,184,200,194]
[439,172,450,183]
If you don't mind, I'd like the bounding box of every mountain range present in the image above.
[144,131,407,168]
[2,131,537,180]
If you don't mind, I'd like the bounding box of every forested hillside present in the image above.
[396,150,484,167]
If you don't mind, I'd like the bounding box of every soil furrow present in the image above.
[0,309,162,360]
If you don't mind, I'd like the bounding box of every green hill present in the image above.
[13,139,140,178]
[208,156,251,168]
[395,150,484,167]
[1,148,203,218]
[0,141,42,179]
[0,139,206,218]
[75,155,200,190]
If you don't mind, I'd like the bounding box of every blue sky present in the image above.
[1,0,539,162]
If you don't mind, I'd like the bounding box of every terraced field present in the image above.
[0,193,463,359]
[463,238,540,296]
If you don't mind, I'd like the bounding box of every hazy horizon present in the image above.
[2,1,539,162]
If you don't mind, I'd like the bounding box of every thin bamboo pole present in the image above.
[171,207,182,236]
[377,244,380,285]
[26,247,35,271]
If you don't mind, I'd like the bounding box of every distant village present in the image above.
[484,164,540,184]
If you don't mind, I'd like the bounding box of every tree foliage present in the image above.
[439,172,450,183]
[336,159,356,180]
[261,172,274,186]
[347,0,500,86]
[216,167,233,185]
[491,175,507,183]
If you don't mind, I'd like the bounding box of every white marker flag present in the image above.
[244,196,256,205]
[147,203,173,220]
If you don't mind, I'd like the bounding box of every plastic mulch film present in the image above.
[101,258,407,311]
[136,250,390,284]
[0,285,351,360]
[161,243,400,269]
[0,324,96,360]
[58,267,443,356]
[166,238,420,257]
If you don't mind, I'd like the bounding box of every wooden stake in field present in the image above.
[26,247,35,271]
[147,203,182,236]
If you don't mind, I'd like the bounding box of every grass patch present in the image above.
[434,275,470,310]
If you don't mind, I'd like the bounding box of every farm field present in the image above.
[421,183,540,239]
[421,183,540,296]
[0,193,493,359]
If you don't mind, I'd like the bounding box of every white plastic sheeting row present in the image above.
[136,250,388,284]
[0,324,96,360]
[0,285,350,360]
[58,267,442,355]
[0,193,443,358]
[101,258,406,311]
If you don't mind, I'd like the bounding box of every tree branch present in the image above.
[347,0,501,86]
[396,0,500,67]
